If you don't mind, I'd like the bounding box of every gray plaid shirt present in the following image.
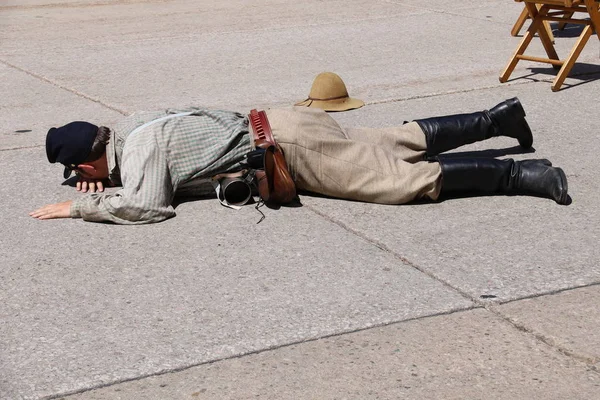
[70,107,252,224]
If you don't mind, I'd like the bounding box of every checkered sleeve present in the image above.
[70,139,176,224]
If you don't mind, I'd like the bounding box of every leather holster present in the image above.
[253,139,296,204]
[249,109,296,204]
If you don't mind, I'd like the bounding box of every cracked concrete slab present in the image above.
[2,0,600,399]
[6,0,594,114]
[302,81,600,302]
[1,147,474,399]
[0,63,125,150]
[62,308,600,400]
[496,285,600,365]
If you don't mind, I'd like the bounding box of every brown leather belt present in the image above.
[248,109,296,204]
[249,109,275,145]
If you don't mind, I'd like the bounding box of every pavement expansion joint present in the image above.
[0,144,44,152]
[0,0,161,11]
[111,10,431,45]
[366,79,536,106]
[303,203,480,305]
[379,0,517,27]
[0,58,129,116]
[488,304,600,367]
[484,283,600,368]
[42,304,482,400]
[497,280,600,306]
[366,67,600,106]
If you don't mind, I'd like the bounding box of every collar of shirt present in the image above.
[106,130,121,185]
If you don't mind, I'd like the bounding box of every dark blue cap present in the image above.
[46,121,98,178]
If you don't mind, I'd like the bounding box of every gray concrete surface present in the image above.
[497,285,600,365]
[62,306,600,400]
[1,1,599,399]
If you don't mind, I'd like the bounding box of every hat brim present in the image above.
[294,97,365,112]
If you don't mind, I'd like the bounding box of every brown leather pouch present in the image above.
[249,109,296,204]
[254,139,296,204]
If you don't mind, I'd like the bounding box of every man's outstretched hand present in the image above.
[76,178,105,193]
[30,201,73,220]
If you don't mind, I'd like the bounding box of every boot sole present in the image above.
[518,120,533,149]
[507,98,533,149]
[555,167,569,205]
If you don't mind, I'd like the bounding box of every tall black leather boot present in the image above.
[416,98,533,157]
[439,158,569,205]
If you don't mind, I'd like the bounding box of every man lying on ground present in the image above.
[30,98,568,224]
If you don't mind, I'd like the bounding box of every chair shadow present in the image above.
[548,22,586,38]
[436,190,572,205]
[504,63,600,91]
[532,64,600,90]
[508,21,600,90]
[515,20,586,39]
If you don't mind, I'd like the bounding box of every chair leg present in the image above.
[528,4,560,66]
[500,30,535,83]
[542,20,555,43]
[557,11,574,30]
[583,0,600,41]
[511,5,555,42]
[511,7,530,36]
[502,0,600,91]
[552,25,593,91]
[538,3,556,43]
[500,4,558,83]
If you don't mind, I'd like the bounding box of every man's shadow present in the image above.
[63,176,305,210]
[172,192,303,210]
[61,176,80,187]
[434,145,535,160]
[65,146,570,207]
[300,145,566,205]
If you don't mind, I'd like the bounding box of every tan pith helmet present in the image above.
[295,72,364,112]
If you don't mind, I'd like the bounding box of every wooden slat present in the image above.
[500,4,550,82]
[502,0,600,91]
[526,3,560,61]
[584,0,600,40]
[511,4,556,41]
[521,0,574,6]
[544,16,591,23]
[516,54,565,65]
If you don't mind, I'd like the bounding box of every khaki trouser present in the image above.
[266,107,442,204]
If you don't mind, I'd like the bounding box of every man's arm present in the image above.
[30,201,72,220]
[32,141,176,224]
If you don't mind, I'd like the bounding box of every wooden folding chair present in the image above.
[500,0,600,91]
[511,4,556,42]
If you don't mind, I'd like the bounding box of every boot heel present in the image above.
[555,168,569,205]
[504,97,526,118]
[488,97,533,149]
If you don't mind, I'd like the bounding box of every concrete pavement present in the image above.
[1,1,599,399]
